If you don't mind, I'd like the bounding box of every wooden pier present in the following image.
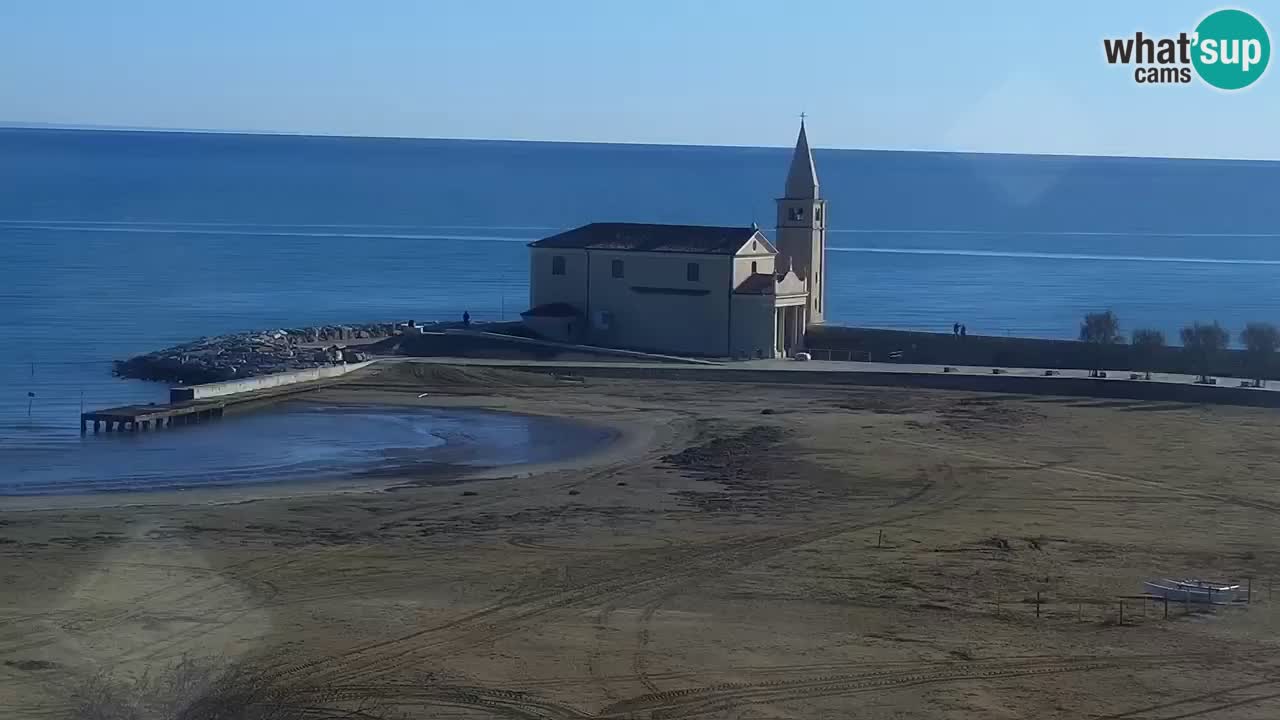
[81,400,227,434]
[77,361,380,435]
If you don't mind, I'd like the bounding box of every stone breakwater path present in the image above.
[113,321,415,385]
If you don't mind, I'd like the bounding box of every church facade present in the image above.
[522,122,827,358]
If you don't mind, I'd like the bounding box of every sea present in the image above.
[1,128,1278,491]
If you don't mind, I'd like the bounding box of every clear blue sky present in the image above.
[2,0,1275,158]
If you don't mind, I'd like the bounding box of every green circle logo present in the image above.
[1192,9,1270,89]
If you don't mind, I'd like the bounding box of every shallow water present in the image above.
[3,127,1278,471]
[0,402,611,496]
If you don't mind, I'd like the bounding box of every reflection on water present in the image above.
[0,402,610,496]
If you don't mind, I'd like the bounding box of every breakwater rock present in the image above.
[114,322,414,385]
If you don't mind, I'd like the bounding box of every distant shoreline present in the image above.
[2,123,1276,164]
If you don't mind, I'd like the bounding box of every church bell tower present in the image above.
[775,119,826,324]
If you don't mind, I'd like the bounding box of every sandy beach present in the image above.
[4,363,1280,719]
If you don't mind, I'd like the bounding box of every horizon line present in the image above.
[1,121,1277,164]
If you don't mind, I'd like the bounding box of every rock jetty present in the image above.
[114,322,414,385]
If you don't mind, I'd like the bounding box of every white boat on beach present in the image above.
[1143,579,1240,604]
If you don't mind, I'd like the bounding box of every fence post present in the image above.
[1035,591,1041,618]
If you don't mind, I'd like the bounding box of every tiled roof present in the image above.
[734,273,778,294]
[530,223,759,255]
[520,302,582,318]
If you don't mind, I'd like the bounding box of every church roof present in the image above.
[521,302,582,318]
[734,273,778,294]
[784,121,820,200]
[530,223,761,255]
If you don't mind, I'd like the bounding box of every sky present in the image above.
[1,0,1276,159]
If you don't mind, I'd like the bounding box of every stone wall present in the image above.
[488,362,1280,409]
[168,361,378,402]
[807,326,1280,381]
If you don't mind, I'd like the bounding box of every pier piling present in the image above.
[81,399,227,437]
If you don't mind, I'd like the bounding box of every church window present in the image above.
[816,207,823,223]
[552,256,566,275]
[788,207,805,222]
[751,261,758,274]
[686,262,700,282]
[611,259,624,278]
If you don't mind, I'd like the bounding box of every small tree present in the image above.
[1079,310,1122,377]
[1240,322,1280,388]
[1180,321,1230,383]
[1130,328,1165,380]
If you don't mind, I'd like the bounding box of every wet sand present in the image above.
[4,363,1280,718]
[1,392,614,505]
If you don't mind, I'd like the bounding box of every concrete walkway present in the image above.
[386,356,1280,407]
[396,355,1270,389]
[734,358,1276,391]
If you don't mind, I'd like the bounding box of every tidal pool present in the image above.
[0,402,613,496]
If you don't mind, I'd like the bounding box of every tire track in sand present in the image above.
[620,464,954,697]
[300,653,1211,720]
[85,411,686,669]
[1097,678,1280,719]
[278,462,967,687]
[886,437,1280,519]
[598,654,1210,718]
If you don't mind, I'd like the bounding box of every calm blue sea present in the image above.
[2,127,1279,460]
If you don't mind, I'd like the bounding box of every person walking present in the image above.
[959,324,967,338]
[462,311,471,328]
[953,322,960,336]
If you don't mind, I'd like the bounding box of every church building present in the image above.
[522,121,826,358]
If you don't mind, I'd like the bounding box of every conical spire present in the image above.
[784,119,819,200]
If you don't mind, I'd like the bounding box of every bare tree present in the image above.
[70,655,393,720]
[1130,328,1165,380]
[1240,322,1280,388]
[1180,321,1230,384]
[1080,310,1122,377]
